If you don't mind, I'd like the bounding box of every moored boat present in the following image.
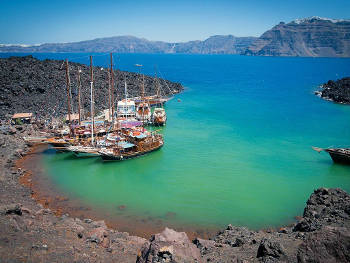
[23,136,49,146]
[152,108,167,126]
[136,102,152,123]
[312,146,350,165]
[99,133,164,161]
[68,145,101,158]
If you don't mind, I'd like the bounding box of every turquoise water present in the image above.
[3,53,350,232]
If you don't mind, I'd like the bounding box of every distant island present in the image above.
[0,35,257,55]
[1,17,349,57]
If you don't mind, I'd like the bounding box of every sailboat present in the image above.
[152,108,167,126]
[117,78,137,120]
[99,131,164,161]
[66,55,101,157]
[135,70,152,123]
[151,73,167,126]
[312,146,350,165]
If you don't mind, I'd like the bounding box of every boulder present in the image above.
[137,227,201,263]
[257,238,287,262]
[297,226,350,262]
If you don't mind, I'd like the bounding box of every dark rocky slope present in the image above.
[244,17,350,57]
[317,77,350,104]
[0,56,183,119]
[0,35,257,54]
[1,126,349,262]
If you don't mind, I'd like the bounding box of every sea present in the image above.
[2,53,350,236]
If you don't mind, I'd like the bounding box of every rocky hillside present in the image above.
[244,17,350,57]
[0,35,257,54]
[316,77,350,103]
[0,56,183,119]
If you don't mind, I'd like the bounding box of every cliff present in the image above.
[244,17,350,57]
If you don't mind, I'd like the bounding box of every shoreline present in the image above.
[1,126,350,262]
[15,144,225,240]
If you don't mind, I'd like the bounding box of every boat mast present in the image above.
[124,76,128,104]
[154,66,160,98]
[77,67,82,126]
[90,56,95,145]
[65,59,72,135]
[108,69,111,121]
[110,53,114,120]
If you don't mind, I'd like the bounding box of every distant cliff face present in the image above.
[244,17,350,57]
[0,35,257,54]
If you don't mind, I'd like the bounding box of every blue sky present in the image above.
[1,0,349,44]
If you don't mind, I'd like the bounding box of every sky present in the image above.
[0,0,349,44]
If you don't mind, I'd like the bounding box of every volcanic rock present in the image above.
[317,77,350,104]
[0,55,183,119]
[137,227,201,263]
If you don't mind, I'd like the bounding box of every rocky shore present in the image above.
[0,56,184,119]
[0,125,349,262]
[316,77,350,104]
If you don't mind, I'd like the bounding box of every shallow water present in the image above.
[4,53,350,235]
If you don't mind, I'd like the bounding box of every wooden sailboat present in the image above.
[99,133,164,161]
[47,59,76,152]
[152,72,167,126]
[312,146,350,165]
[152,108,167,126]
[135,67,152,123]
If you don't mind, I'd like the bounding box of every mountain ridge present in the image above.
[0,35,257,54]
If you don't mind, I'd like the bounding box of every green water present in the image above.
[34,53,350,232]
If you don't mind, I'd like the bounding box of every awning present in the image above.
[121,120,142,128]
[12,113,33,119]
[117,141,135,149]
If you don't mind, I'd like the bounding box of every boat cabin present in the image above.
[117,99,136,118]
[11,113,33,124]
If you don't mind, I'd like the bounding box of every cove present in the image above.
[6,53,350,237]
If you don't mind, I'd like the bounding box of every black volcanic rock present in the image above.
[244,17,350,57]
[0,56,183,119]
[0,35,257,54]
[297,226,350,263]
[317,77,350,104]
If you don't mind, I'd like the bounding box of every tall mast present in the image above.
[108,69,111,121]
[124,76,128,103]
[154,66,160,97]
[110,53,114,120]
[141,74,145,127]
[90,56,94,145]
[77,67,82,126]
[65,59,72,135]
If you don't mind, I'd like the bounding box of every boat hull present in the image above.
[73,151,100,158]
[100,144,163,161]
[326,149,350,165]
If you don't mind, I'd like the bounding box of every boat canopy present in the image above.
[121,120,142,128]
[117,141,135,149]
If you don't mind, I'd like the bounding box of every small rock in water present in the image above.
[118,205,126,211]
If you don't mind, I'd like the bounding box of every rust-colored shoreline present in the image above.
[15,144,218,240]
